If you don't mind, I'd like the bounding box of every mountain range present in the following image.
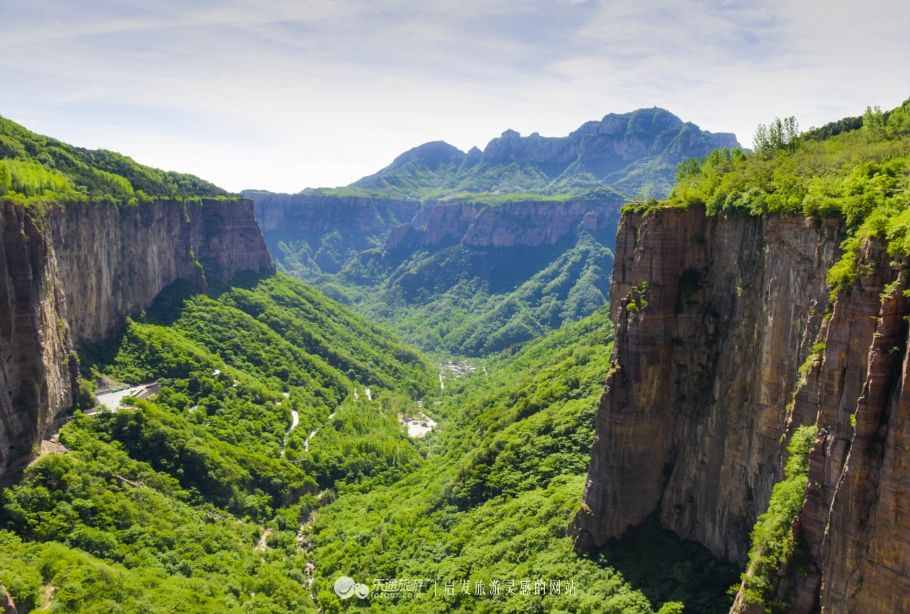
[2,100,909,614]
[249,107,740,354]
[317,107,739,201]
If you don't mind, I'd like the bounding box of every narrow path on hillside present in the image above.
[302,386,373,452]
[281,408,300,458]
[254,528,272,552]
[303,411,336,452]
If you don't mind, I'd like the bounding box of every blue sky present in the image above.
[1,0,908,192]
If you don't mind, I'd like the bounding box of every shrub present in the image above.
[740,425,818,610]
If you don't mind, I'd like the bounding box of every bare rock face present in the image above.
[385,196,622,254]
[782,244,910,614]
[252,193,420,241]
[0,198,272,479]
[250,192,421,276]
[575,205,841,561]
[575,203,910,612]
[0,585,16,614]
[251,191,622,274]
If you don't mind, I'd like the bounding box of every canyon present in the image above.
[0,198,272,480]
[2,104,909,613]
[246,107,740,356]
[251,191,623,354]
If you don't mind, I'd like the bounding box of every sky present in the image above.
[1,1,908,193]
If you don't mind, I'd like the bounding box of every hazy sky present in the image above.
[1,1,908,192]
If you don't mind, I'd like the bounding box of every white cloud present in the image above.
[0,0,907,191]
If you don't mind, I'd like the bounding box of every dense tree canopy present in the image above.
[0,115,229,205]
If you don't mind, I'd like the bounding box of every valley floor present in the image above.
[0,274,737,613]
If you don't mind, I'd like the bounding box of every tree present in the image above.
[0,163,10,196]
[753,116,799,156]
[676,158,701,182]
[862,106,886,139]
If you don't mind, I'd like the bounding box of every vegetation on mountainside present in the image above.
[276,231,615,356]
[371,235,614,356]
[0,277,730,613]
[738,425,818,611]
[307,186,622,206]
[0,115,228,205]
[0,274,433,612]
[661,99,910,298]
[1,417,314,613]
[348,108,738,200]
[310,308,731,613]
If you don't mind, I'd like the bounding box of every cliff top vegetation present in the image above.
[0,115,231,206]
[642,98,910,296]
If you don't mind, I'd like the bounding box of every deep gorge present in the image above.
[0,198,273,479]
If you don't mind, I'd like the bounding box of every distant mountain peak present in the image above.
[389,140,465,169]
[351,107,740,200]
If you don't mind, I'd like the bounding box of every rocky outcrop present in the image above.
[0,585,16,614]
[574,205,842,561]
[0,198,272,480]
[575,203,910,612]
[384,196,622,254]
[780,244,910,614]
[249,192,420,276]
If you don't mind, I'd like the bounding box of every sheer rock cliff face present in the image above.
[780,242,910,614]
[575,204,910,612]
[251,192,622,281]
[251,192,621,262]
[384,197,622,255]
[250,193,422,276]
[0,199,273,480]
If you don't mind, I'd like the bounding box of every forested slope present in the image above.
[309,308,736,613]
[0,275,433,612]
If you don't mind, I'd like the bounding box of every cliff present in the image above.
[574,204,910,612]
[0,198,273,480]
[248,191,420,276]
[384,196,619,254]
[249,191,623,355]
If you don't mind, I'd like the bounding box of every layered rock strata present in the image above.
[0,198,273,479]
[575,204,910,612]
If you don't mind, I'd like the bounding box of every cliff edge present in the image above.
[575,204,910,613]
[0,198,273,480]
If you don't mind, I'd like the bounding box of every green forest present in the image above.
[660,99,910,296]
[0,273,728,612]
[0,275,433,612]
[308,233,615,356]
[0,116,227,205]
